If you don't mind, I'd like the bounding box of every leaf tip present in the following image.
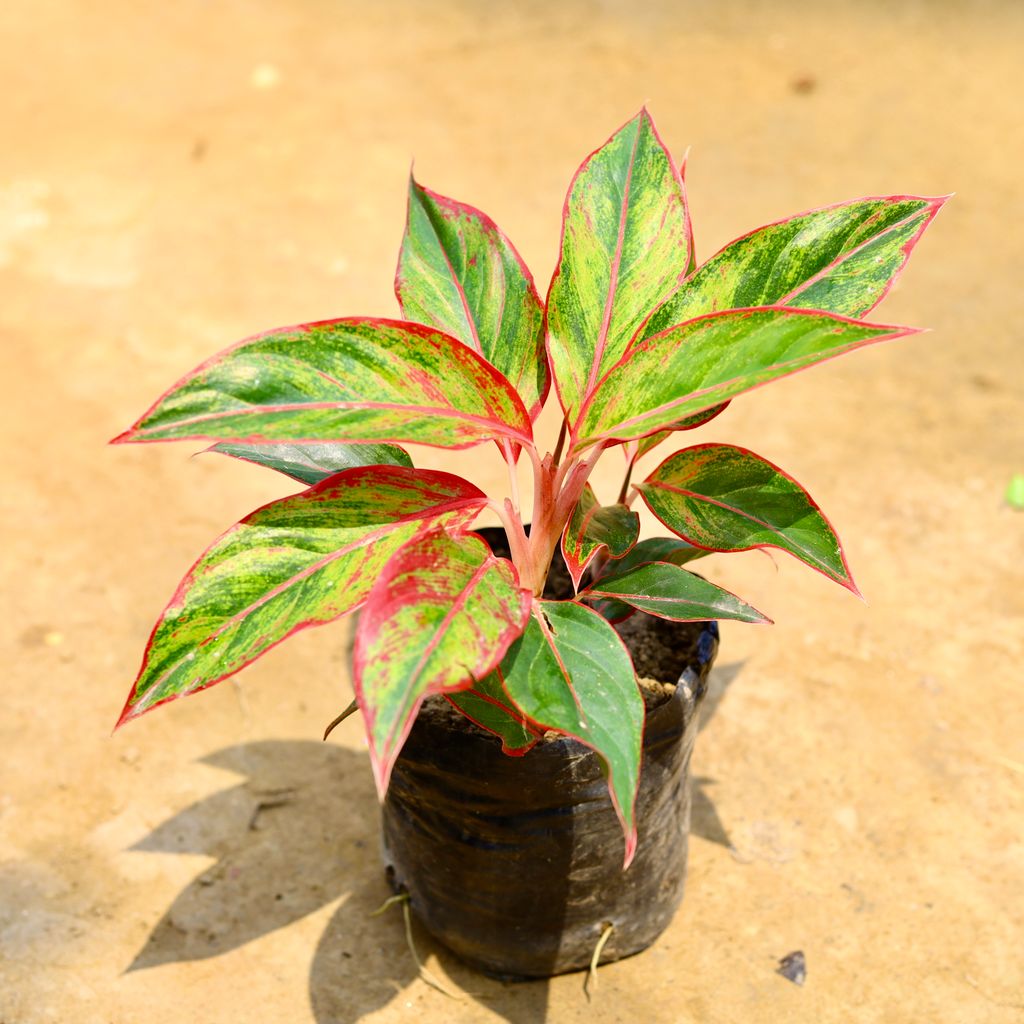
[622,827,639,869]
[370,752,394,804]
[108,428,136,446]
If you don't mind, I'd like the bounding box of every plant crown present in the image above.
[113,109,944,866]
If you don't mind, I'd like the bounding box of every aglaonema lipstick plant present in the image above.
[113,109,944,866]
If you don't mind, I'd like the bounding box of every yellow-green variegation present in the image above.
[546,109,691,426]
[643,195,947,336]
[638,444,859,592]
[355,530,531,794]
[113,317,532,451]
[117,467,488,726]
[396,178,548,419]
[113,107,945,868]
[574,307,920,451]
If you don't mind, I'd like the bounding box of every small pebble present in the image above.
[777,950,807,986]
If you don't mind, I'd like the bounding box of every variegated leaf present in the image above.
[355,531,531,795]
[584,561,769,624]
[629,402,730,460]
[396,178,548,419]
[112,317,532,451]
[116,467,486,726]
[574,307,920,451]
[446,673,542,756]
[639,443,857,591]
[561,484,640,589]
[209,440,411,486]
[643,195,947,335]
[497,602,645,866]
[546,109,691,424]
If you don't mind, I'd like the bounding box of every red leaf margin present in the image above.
[114,466,489,730]
[544,106,694,424]
[638,442,863,597]
[495,600,645,868]
[353,529,532,797]
[572,305,925,452]
[394,175,551,423]
[109,315,534,451]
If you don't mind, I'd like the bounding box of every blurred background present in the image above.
[2,1,1021,1021]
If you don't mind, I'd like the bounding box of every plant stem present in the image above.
[500,439,521,515]
[616,457,635,505]
[487,498,530,569]
[552,418,568,465]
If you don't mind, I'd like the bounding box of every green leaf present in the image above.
[584,561,769,624]
[631,403,730,460]
[546,109,691,424]
[599,536,707,576]
[355,531,531,794]
[112,317,532,451]
[396,178,548,419]
[589,536,707,622]
[575,307,920,450]
[638,443,858,592]
[208,440,412,486]
[497,602,644,866]
[116,466,487,726]
[643,195,947,336]
[445,673,542,756]
[561,484,640,589]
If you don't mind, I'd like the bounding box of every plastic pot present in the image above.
[379,528,719,979]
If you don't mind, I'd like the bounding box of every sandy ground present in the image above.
[2,1,1022,1021]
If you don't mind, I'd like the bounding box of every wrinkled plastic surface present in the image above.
[381,530,719,977]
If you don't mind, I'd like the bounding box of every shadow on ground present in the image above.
[126,662,744,1021]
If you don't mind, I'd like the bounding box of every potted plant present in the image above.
[113,108,944,979]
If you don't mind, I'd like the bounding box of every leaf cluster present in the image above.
[114,109,944,864]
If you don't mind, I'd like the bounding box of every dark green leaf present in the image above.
[584,561,769,624]
[638,443,858,592]
[498,602,644,866]
[209,441,411,486]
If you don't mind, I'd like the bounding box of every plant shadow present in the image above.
[690,660,746,851]
[127,664,744,1019]
[125,739,551,1022]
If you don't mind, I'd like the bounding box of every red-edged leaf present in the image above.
[638,443,858,592]
[560,484,639,589]
[574,307,921,451]
[642,194,948,336]
[583,561,770,624]
[630,402,730,460]
[354,530,531,795]
[496,602,645,867]
[396,178,548,420]
[208,440,412,486]
[587,537,708,623]
[112,317,532,451]
[445,673,542,756]
[546,109,692,425]
[116,467,486,727]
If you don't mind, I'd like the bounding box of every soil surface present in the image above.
[2,2,1022,1022]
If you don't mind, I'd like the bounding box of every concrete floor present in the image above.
[2,1,1022,1021]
